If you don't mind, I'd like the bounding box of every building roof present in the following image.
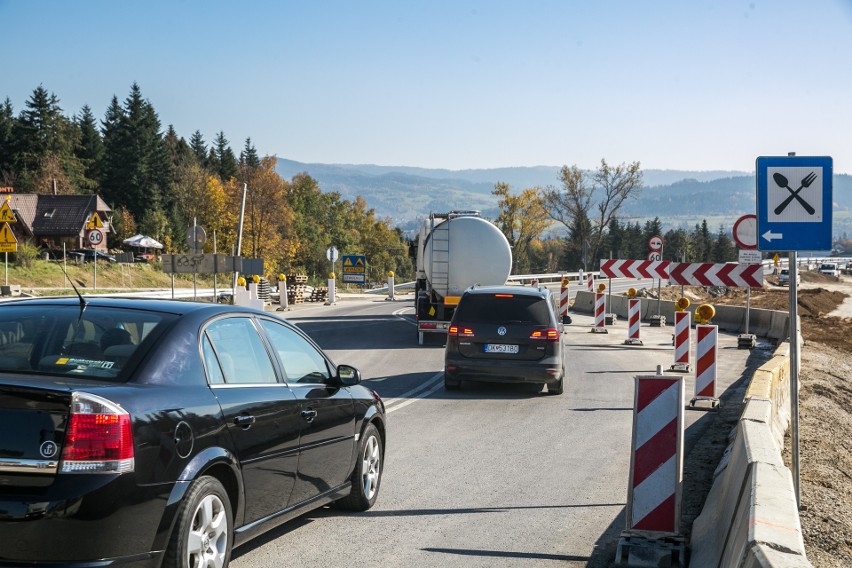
[8,194,111,237]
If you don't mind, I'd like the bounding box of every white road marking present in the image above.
[383,371,445,414]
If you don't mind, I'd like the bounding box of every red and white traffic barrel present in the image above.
[625,298,642,345]
[692,324,718,405]
[560,277,571,324]
[671,311,691,372]
[627,374,684,535]
[592,292,607,333]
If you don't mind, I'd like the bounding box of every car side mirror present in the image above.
[336,364,362,386]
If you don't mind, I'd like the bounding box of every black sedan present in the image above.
[0,297,386,567]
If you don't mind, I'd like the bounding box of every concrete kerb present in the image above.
[690,340,811,567]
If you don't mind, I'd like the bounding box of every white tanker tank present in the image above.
[414,211,512,344]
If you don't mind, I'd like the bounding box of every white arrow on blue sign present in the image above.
[756,155,833,251]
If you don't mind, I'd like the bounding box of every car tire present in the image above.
[547,373,564,395]
[444,376,461,390]
[336,423,383,511]
[165,476,233,568]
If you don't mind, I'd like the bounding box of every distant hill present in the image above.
[274,159,851,236]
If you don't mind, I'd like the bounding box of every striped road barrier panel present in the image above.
[592,292,608,333]
[670,311,691,372]
[617,373,686,565]
[587,275,594,292]
[560,277,571,324]
[691,324,719,408]
[625,298,642,345]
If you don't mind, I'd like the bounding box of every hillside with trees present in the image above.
[0,85,412,281]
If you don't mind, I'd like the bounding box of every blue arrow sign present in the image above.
[756,156,832,251]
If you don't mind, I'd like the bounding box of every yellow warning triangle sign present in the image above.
[343,257,353,267]
[87,212,104,229]
[0,201,16,223]
[356,257,364,266]
[0,223,17,244]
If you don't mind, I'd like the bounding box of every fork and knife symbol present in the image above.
[773,171,817,215]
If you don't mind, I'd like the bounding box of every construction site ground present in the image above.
[648,270,851,566]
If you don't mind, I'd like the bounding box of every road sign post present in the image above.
[757,154,832,507]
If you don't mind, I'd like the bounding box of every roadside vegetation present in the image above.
[0,85,412,281]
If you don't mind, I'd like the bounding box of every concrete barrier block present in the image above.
[690,426,752,567]
[741,542,814,568]
[723,462,808,567]
[740,397,772,426]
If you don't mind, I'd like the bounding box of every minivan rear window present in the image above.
[0,305,172,380]
[454,294,551,324]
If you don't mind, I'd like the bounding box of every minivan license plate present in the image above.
[485,344,519,354]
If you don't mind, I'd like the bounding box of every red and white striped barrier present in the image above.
[627,374,684,535]
[592,292,607,333]
[560,278,570,323]
[671,311,691,372]
[531,278,538,287]
[625,298,642,345]
[692,325,718,406]
[599,258,671,280]
[587,275,595,292]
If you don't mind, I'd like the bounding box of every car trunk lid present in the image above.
[0,379,73,486]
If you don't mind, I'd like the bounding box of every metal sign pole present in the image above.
[4,252,7,286]
[789,251,801,506]
[213,230,217,303]
[93,248,97,291]
[745,287,751,335]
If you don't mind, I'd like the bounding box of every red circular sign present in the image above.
[648,235,663,251]
[733,214,757,250]
[86,229,103,246]
[647,251,662,261]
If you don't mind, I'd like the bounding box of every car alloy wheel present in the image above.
[361,433,381,501]
[187,493,229,568]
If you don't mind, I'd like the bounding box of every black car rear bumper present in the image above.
[0,473,170,566]
[444,354,563,384]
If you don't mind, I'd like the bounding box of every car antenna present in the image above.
[59,257,88,313]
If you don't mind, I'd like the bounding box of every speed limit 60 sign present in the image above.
[86,229,103,246]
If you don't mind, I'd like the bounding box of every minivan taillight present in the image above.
[449,325,474,337]
[61,392,134,474]
[530,328,559,341]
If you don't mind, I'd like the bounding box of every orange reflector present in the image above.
[444,296,461,306]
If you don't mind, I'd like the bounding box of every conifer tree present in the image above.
[189,130,208,167]
[239,137,260,168]
[75,104,103,190]
[212,131,237,181]
[0,98,14,183]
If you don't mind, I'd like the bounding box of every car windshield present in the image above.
[820,264,835,270]
[454,294,551,325]
[0,305,172,380]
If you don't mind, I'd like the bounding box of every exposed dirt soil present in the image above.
[645,271,852,566]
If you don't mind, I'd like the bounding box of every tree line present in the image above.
[0,84,411,281]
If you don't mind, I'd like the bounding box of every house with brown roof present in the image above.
[4,194,112,253]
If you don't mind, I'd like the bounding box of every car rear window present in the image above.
[0,305,171,380]
[454,294,552,324]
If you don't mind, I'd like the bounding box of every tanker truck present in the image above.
[414,211,512,344]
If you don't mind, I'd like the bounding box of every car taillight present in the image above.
[530,328,559,341]
[61,392,134,474]
[448,325,474,337]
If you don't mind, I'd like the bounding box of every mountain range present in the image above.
[275,159,852,237]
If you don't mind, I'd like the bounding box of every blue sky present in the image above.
[2,0,851,173]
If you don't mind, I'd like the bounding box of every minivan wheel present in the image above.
[444,376,461,390]
[336,423,383,511]
[165,476,233,568]
[547,373,564,395]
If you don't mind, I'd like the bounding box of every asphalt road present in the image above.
[228,294,765,568]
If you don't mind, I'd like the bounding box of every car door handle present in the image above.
[233,415,255,428]
[301,409,318,422]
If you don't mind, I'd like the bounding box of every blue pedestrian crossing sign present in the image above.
[756,156,832,251]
